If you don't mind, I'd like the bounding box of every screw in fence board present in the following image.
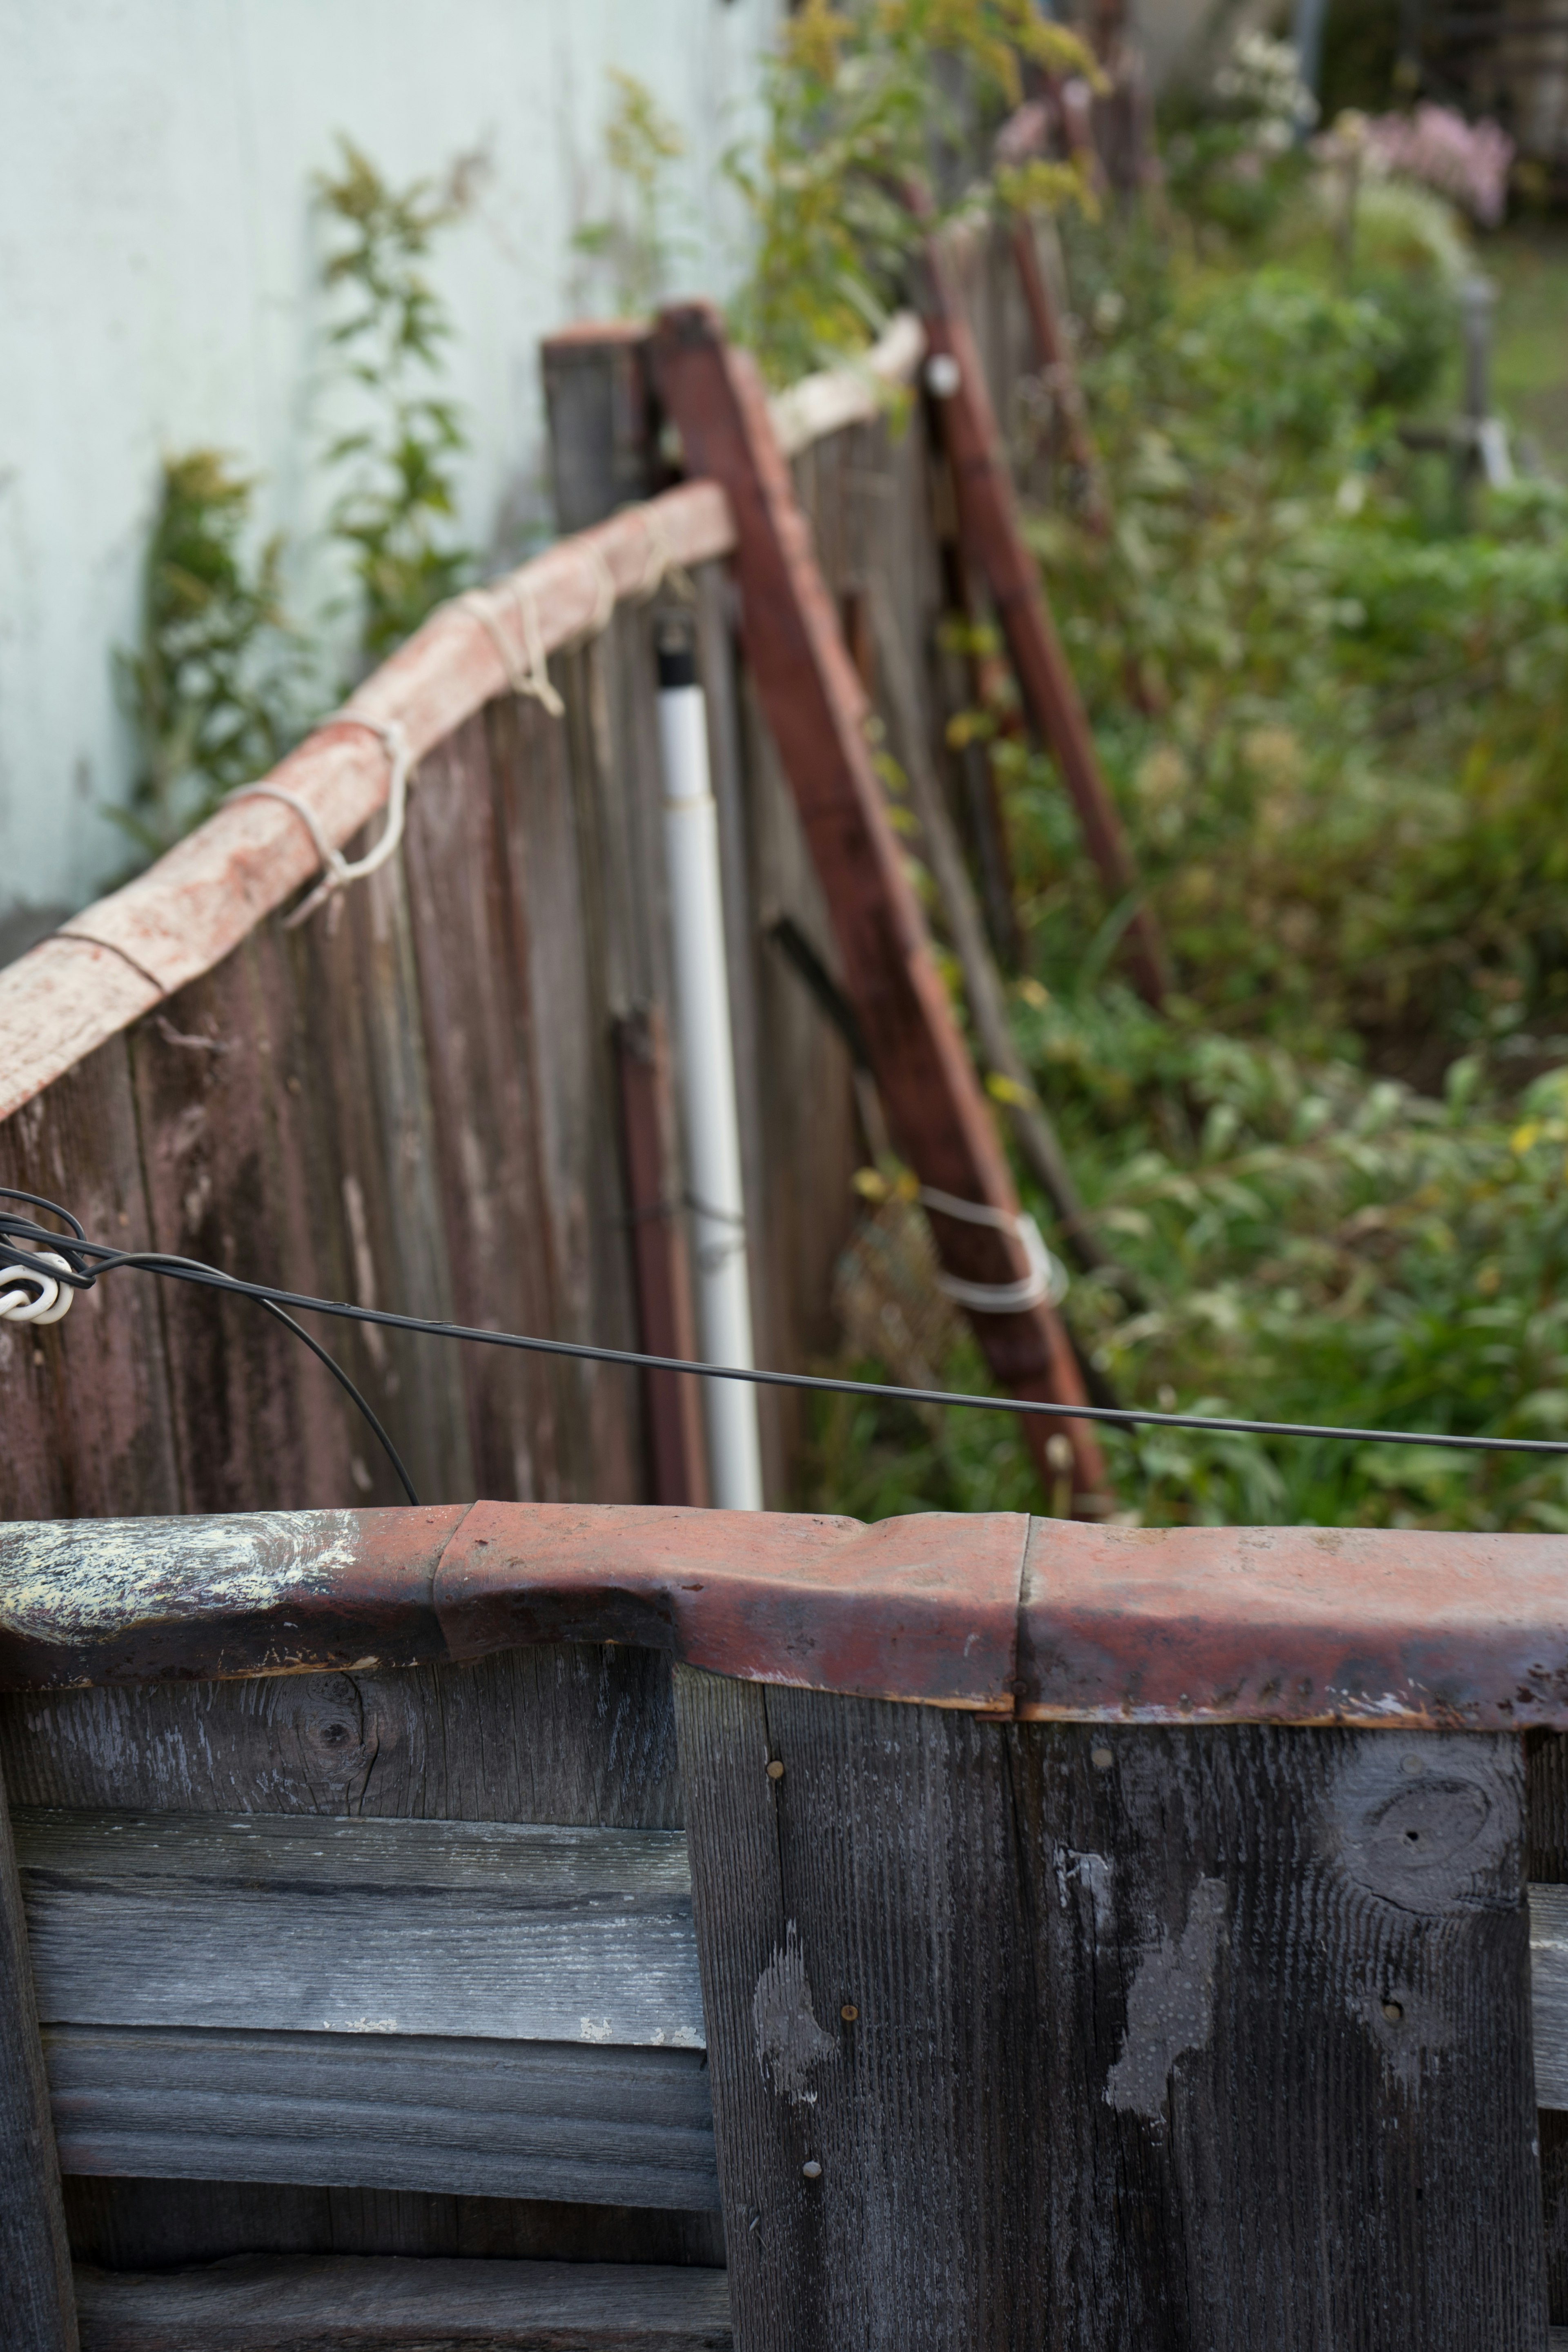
[915,227,1171,1010]
[542,323,667,534]
[616,1006,710,1508]
[650,301,1110,1514]
[0,1749,79,2352]
[676,1663,1547,2351]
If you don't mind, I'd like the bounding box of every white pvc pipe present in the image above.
[657,648,764,1511]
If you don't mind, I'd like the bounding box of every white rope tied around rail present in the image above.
[227,716,415,930]
[0,1249,74,1325]
[634,507,694,605]
[461,582,565,717]
[917,1185,1069,1314]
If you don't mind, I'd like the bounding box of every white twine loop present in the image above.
[576,546,618,642]
[0,1250,75,1326]
[635,508,694,605]
[228,717,414,929]
[462,586,562,715]
[508,581,566,716]
[918,1185,1069,1314]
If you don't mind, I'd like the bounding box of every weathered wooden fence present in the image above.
[2,1503,1567,2347]
[0,227,1080,1531]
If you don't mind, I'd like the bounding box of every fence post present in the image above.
[917,228,1171,1009]
[541,323,665,532]
[650,301,1110,1513]
[0,1750,78,2352]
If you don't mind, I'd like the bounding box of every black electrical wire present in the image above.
[5,1186,1568,1470]
[252,1296,419,1507]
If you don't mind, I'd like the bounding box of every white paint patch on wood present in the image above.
[1104,1876,1227,2120]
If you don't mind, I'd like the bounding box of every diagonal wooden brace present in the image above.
[917,231,1170,1009]
[650,302,1109,1513]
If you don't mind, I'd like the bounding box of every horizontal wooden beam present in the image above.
[72,2255,733,2350]
[0,483,736,1126]
[18,1810,702,2049]
[5,1505,1568,1730]
[46,2023,718,2210]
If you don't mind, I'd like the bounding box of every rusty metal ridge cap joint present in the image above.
[2,1506,1568,1731]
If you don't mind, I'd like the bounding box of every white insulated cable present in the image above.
[657,638,764,1511]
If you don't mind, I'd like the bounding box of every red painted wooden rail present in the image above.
[3,1503,1566,1730]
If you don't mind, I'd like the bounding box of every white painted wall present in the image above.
[0,0,779,940]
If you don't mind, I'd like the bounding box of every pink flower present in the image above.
[1363,104,1513,226]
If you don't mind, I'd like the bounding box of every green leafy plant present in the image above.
[114,450,307,858]
[317,138,474,665]
[574,71,687,316]
[805,127,1568,1534]
[727,0,1099,385]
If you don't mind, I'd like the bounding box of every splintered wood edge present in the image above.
[0,481,735,1125]
[5,1503,1568,1728]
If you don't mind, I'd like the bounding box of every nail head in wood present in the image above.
[766,1759,785,1781]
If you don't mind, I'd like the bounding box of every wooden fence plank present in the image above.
[399,707,566,1505]
[17,1811,703,2049]
[917,230,1169,1008]
[672,1666,1036,2350]
[499,665,642,1506]
[615,1011,709,1507]
[677,1665,1546,2350]
[0,1038,181,1523]
[651,301,1109,1512]
[45,2025,717,2211]
[1010,1719,1544,2350]
[72,2253,733,2350]
[0,1754,79,2352]
[299,855,476,1509]
[0,1646,686,1831]
[125,939,360,1516]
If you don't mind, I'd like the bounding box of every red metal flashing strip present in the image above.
[4,1505,1568,1729]
[436,1502,1024,1710]
[1018,1519,1568,1730]
[0,1503,1026,1711]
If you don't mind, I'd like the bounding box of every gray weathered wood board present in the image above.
[0,1649,685,1830]
[17,1810,703,2048]
[0,1752,79,2351]
[1533,1882,1568,2109]
[72,2252,733,2349]
[676,1668,1546,2351]
[45,2025,717,2210]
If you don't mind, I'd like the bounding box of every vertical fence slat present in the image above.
[0,1749,78,2351]
[499,671,642,1505]
[0,1036,182,1521]
[400,707,566,1503]
[615,1007,708,1506]
[674,1666,1037,2350]
[128,939,359,1515]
